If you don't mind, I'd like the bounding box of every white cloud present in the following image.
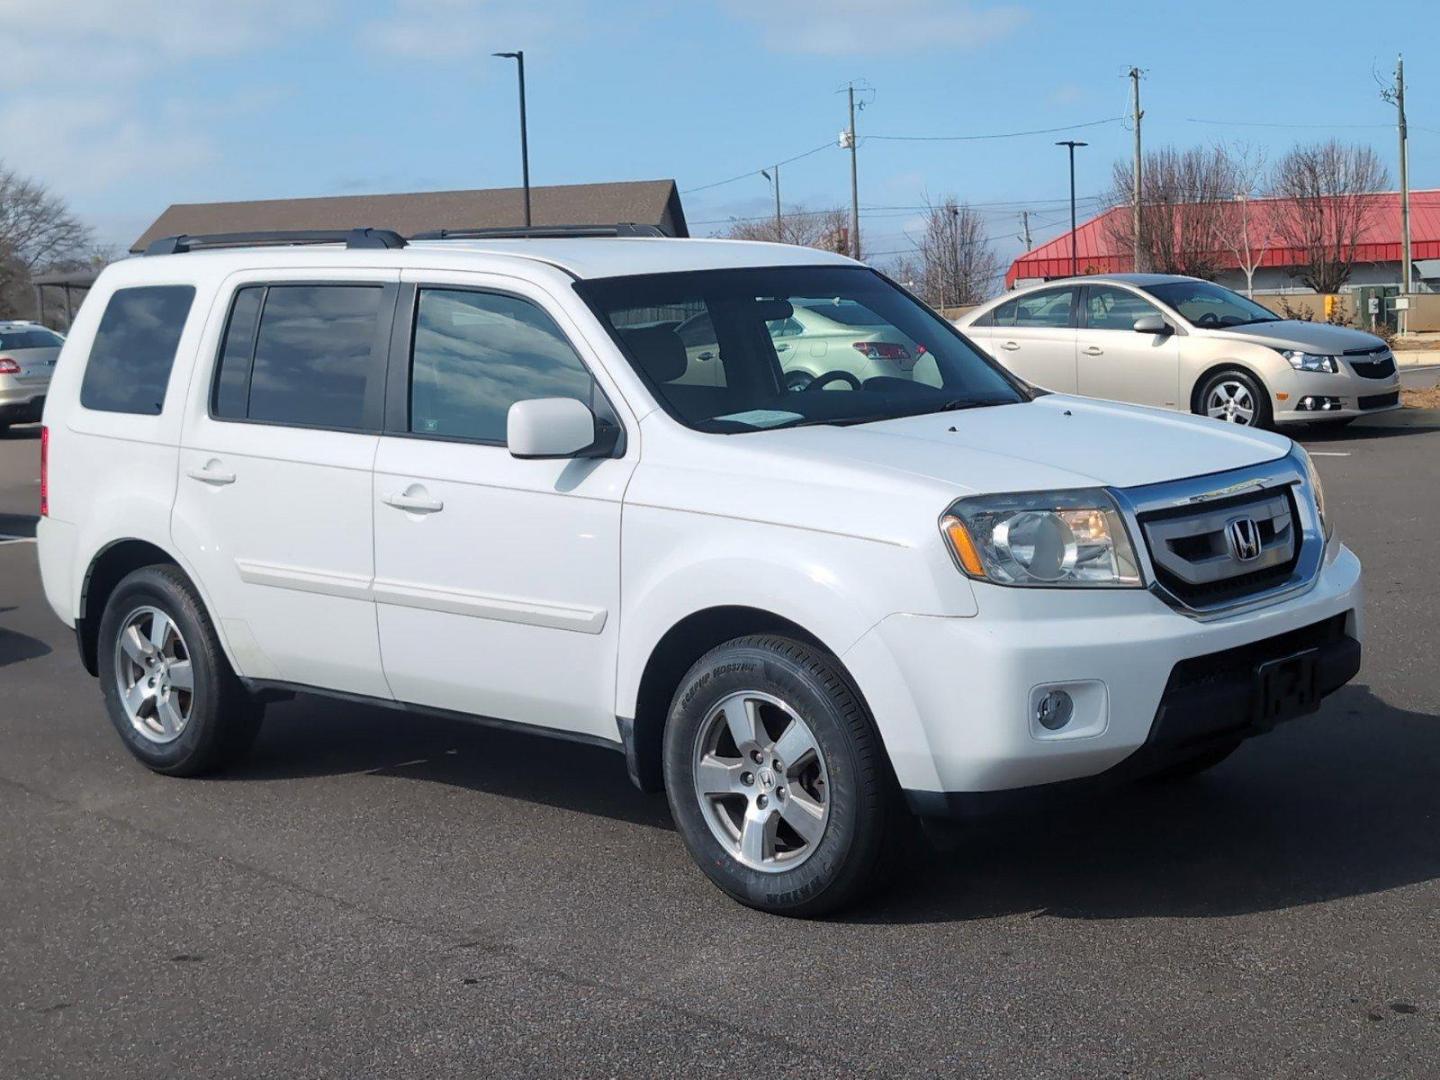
[723,0,1027,56]
[1048,83,1086,106]
[359,0,582,60]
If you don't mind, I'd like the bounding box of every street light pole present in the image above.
[493,50,531,227]
[1055,140,1087,276]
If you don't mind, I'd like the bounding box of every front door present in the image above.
[1076,284,1181,409]
[371,273,636,741]
[172,273,399,697]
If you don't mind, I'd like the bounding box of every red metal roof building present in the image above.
[1006,189,1440,287]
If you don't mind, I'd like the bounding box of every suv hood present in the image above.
[1207,319,1386,355]
[739,394,1290,496]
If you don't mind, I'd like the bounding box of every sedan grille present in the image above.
[1346,351,1396,379]
[1359,390,1399,410]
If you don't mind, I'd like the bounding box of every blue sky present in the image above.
[4,0,1435,271]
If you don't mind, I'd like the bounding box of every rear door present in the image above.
[1076,284,1181,409]
[172,272,399,697]
[989,286,1079,392]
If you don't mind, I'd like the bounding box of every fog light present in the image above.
[1035,689,1074,731]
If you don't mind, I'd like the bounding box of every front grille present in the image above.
[1348,355,1396,379]
[1138,486,1300,608]
[1359,390,1399,410]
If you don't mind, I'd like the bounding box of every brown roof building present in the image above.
[130,179,688,252]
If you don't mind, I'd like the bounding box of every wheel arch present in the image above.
[622,605,858,794]
[76,538,187,677]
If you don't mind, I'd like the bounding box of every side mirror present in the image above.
[1133,315,1170,335]
[507,398,613,459]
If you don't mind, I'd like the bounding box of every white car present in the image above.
[0,320,64,433]
[37,229,1362,916]
[958,274,1402,429]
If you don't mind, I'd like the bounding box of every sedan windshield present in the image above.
[576,266,1028,433]
[1140,280,1279,328]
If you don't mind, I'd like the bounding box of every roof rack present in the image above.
[409,223,669,241]
[145,228,407,256]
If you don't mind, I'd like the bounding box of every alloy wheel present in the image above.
[691,690,830,872]
[1206,379,1257,425]
[113,605,195,744]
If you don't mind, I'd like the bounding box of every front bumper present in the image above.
[1271,367,1401,424]
[841,542,1363,808]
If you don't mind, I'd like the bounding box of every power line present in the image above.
[1185,117,1392,130]
[681,141,834,194]
[866,116,1124,142]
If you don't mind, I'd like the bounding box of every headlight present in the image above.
[1295,444,1333,541]
[1280,349,1340,374]
[941,489,1142,588]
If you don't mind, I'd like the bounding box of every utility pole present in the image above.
[760,166,782,242]
[950,204,961,311]
[1129,66,1144,273]
[846,83,861,261]
[492,50,531,226]
[773,165,782,242]
[1056,140,1087,276]
[1395,54,1412,334]
[1018,209,1032,250]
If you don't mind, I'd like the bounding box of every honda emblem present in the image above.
[1226,517,1262,562]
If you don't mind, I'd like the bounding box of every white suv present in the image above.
[37,228,1363,915]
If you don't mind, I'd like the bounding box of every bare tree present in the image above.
[0,163,97,320]
[720,206,849,252]
[1209,145,1273,297]
[890,198,1000,309]
[1104,146,1236,278]
[1267,140,1389,294]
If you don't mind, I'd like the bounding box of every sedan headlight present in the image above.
[1280,349,1340,374]
[941,490,1142,587]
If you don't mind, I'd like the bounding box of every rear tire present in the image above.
[663,635,899,917]
[97,564,261,776]
[1196,369,1272,430]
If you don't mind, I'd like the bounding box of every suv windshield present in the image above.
[577,266,1028,432]
[1140,280,1279,328]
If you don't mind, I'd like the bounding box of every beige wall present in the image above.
[1252,292,1359,324]
[1405,294,1440,333]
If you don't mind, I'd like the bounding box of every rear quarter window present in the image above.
[79,286,196,415]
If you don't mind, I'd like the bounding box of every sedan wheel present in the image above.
[1205,379,1257,425]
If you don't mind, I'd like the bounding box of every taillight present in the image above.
[852,341,910,360]
[0,356,19,374]
[40,425,48,517]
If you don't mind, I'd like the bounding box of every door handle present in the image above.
[186,461,236,486]
[1083,345,1104,356]
[1000,340,1020,351]
[697,351,716,361]
[382,491,444,514]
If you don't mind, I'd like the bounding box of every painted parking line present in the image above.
[1308,451,1351,457]
[0,534,37,545]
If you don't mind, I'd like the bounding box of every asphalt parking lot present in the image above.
[3,412,1440,1079]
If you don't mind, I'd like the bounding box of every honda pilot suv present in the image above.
[37,228,1362,915]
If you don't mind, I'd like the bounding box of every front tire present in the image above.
[663,635,897,917]
[1197,369,1272,429]
[97,564,261,776]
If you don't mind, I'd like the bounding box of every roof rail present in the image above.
[409,223,669,241]
[145,228,407,256]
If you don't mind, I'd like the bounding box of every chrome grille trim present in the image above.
[1109,447,1324,620]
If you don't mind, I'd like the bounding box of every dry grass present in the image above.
[1403,386,1440,410]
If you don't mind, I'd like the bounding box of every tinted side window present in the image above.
[1084,286,1160,330]
[410,289,598,443]
[212,287,264,419]
[990,298,1017,327]
[79,286,196,415]
[1013,288,1076,328]
[245,286,384,429]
